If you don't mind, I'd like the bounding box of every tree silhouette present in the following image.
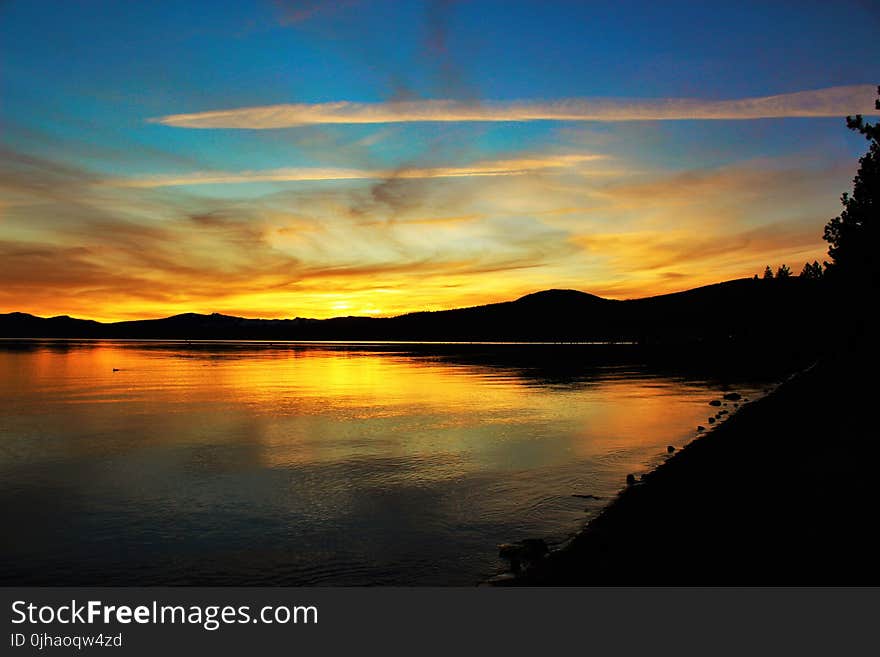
[776,264,792,279]
[763,265,774,280]
[823,86,879,288]
[799,261,824,279]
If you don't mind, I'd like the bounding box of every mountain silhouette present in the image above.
[0,277,824,345]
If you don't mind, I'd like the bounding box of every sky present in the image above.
[1,0,879,321]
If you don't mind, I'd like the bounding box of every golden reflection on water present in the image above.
[0,341,756,584]
[2,342,712,470]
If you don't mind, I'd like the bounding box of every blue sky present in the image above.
[1,1,878,319]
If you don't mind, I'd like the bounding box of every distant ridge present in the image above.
[0,278,824,344]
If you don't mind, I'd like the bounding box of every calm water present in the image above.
[0,340,764,585]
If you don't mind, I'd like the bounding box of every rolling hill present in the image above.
[0,277,825,344]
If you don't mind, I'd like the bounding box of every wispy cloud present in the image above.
[106,154,604,188]
[152,85,879,129]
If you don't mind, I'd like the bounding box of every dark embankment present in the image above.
[513,340,879,585]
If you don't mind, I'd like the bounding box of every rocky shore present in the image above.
[498,344,879,585]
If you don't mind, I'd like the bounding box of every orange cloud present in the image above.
[0,143,849,321]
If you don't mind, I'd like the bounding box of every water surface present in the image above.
[0,340,763,584]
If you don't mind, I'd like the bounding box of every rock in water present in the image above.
[667,445,676,453]
[709,400,722,407]
[498,538,550,574]
[723,392,742,401]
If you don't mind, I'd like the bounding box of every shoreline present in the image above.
[494,348,878,585]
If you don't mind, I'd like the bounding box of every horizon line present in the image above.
[0,276,802,324]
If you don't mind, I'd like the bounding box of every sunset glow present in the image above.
[2,1,878,321]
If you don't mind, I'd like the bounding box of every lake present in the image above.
[0,340,764,585]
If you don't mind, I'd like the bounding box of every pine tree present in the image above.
[823,86,879,288]
[799,261,824,279]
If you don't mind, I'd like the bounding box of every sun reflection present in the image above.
[1,343,727,476]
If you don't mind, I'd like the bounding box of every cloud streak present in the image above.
[106,154,604,188]
[152,85,880,129]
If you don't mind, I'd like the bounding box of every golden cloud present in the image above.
[0,143,848,321]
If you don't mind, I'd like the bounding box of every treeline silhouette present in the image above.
[756,261,824,280]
